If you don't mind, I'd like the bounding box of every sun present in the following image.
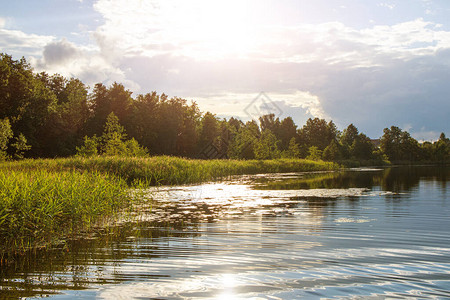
[159,0,258,59]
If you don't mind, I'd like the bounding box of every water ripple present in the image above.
[2,168,450,299]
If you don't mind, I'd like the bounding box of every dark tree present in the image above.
[278,117,298,151]
[298,118,338,150]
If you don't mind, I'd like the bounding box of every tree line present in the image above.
[1,53,449,163]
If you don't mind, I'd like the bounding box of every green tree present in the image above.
[102,132,128,156]
[37,73,68,104]
[0,118,13,160]
[108,82,133,121]
[254,129,281,159]
[306,146,322,161]
[434,133,450,162]
[340,124,359,147]
[322,140,341,161]
[380,126,420,162]
[76,135,99,157]
[198,111,219,152]
[278,117,297,151]
[420,141,434,161]
[282,137,301,158]
[90,82,133,127]
[153,96,185,155]
[102,112,126,142]
[228,117,243,132]
[350,133,374,160]
[298,118,338,150]
[125,138,148,157]
[228,120,260,159]
[0,54,57,157]
[77,112,148,157]
[88,83,110,134]
[10,133,31,159]
[39,76,90,156]
[100,112,127,155]
[340,123,358,158]
[0,118,30,159]
[259,114,280,134]
[128,92,160,152]
[176,102,201,157]
[380,126,402,161]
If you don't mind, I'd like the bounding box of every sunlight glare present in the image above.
[216,273,239,300]
[160,0,257,58]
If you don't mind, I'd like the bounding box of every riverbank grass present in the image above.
[2,156,340,185]
[0,170,130,254]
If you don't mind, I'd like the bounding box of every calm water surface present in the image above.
[1,166,449,299]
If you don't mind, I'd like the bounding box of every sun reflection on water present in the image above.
[216,273,238,300]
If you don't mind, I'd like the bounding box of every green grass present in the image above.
[1,156,340,186]
[0,169,130,254]
[0,156,339,255]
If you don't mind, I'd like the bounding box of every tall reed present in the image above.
[0,169,129,254]
[2,156,340,186]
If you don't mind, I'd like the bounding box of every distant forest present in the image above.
[1,53,449,163]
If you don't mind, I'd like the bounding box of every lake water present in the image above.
[1,166,450,299]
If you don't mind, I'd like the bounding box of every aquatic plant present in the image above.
[0,170,130,254]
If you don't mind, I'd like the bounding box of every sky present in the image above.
[1,0,449,140]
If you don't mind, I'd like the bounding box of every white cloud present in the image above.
[403,124,413,132]
[91,0,450,66]
[412,129,441,142]
[0,27,54,57]
[272,91,330,120]
[378,2,395,10]
[30,38,140,91]
[87,0,450,74]
[190,90,328,122]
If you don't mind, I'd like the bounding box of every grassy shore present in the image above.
[0,156,339,254]
[0,169,130,255]
[1,156,340,186]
